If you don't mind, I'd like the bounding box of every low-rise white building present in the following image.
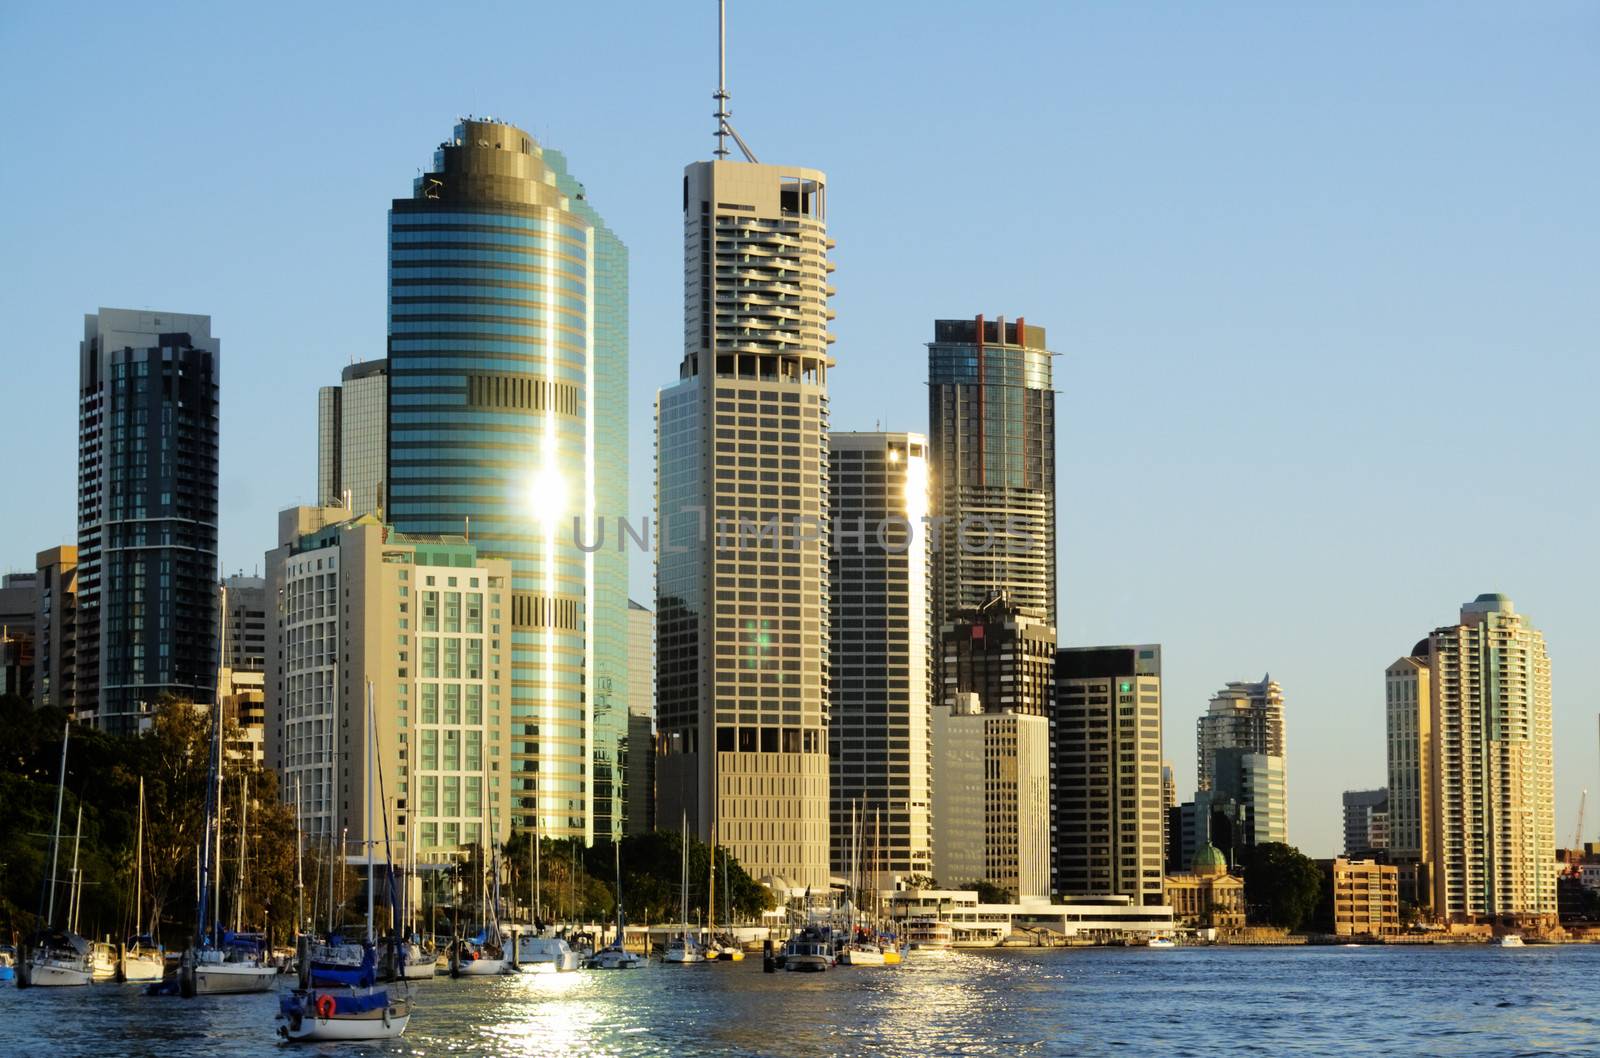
[884,888,1174,945]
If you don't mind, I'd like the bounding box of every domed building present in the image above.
[1164,843,1246,930]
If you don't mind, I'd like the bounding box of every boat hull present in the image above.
[26,959,93,987]
[192,964,279,994]
[838,948,886,966]
[281,1009,410,1041]
[456,958,507,976]
[401,960,437,979]
[783,956,830,972]
[120,953,166,982]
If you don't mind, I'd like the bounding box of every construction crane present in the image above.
[1566,790,1587,877]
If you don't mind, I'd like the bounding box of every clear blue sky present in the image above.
[2,1,1595,857]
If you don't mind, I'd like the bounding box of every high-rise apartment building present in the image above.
[1209,748,1288,846]
[0,572,37,701]
[32,546,78,716]
[222,575,268,672]
[927,316,1056,629]
[1053,645,1165,904]
[1197,676,1285,793]
[384,119,630,844]
[932,693,1051,900]
[655,140,836,890]
[264,506,514,854]
[78,309,219,732]
[939,592,1055,717]
[317,359,388,515]
[1385,647,1433,905]
[624,600,656,837]
[1426,594,1554,921]
[828,432,933,886]
[1342,788,1390,859]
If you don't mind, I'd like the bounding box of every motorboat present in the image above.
[587,942,643,970]
[0,945,15,983]
[1497,934,1526,948]
[781,928,833,972]
[1147,936,1177,949]
[512,932,581,973]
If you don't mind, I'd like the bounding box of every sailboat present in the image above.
[180,691,277,996]
[114,779,166,981]
[390,821,437,980]
[453,776,507,976]
[587,839,641,969]
[277,681,411,1041]
[18,722,93,988]
[704,831,743,961]
[661,813,704,965]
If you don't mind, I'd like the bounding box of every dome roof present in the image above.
[1191,843,1228,877]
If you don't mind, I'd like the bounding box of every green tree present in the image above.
[962,880,1012,904]
[1238,842,1323,930]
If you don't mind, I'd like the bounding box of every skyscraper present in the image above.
[1385,647,1433,906]
[828,432,933,886]
[1342,788,1390,859]
[384,118,629,844]
[317,359,388,515]
[32,546,78,716]
[939,592,1055,717]
[1053,645,1165,904]
[927,316,1056,628]
[78,309,219,732]
[1426,594,1554,921]
[1197,676,1285,791]
[656,29,836,889]
[624,600,656,837]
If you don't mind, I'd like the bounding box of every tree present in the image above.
[962,880,1012,904]
[1238,842,1323,931]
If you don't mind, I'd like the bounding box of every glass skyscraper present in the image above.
[78,308,220,733]
[386,118,629,844]
[927,316,1056,629]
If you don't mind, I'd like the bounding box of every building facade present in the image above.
[932,694,1051,900]
[32,546,78,715]
[1386,649,1434,908]
[317,358,389,515]
[1427,594,1555,921]
[926,316,1056,629]
[264,506,514,858]
[1326,857,1400,937]
[656,158,835,891]
[1197,676,1285,791]
[1053,645,1165,904]
[939,592,1055,717]
[1164,843,1246,930]
[0,572,37,701]
[78,309,219,732]
[828,431,933,885]
[384,118,630,845]
[624,600,655,837]
[222,575,268,673]
[1342,788,1390,859]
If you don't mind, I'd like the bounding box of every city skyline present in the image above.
[2,1,1596,857]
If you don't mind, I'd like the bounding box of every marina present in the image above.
[5,944,1600,1056]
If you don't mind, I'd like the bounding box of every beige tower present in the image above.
[656,144,836,889]
[1385,649,1433,907]
[1426,594,1554,922]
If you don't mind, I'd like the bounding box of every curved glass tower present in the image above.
[387,118,629,844]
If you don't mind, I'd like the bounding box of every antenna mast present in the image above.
[713,0,760,163]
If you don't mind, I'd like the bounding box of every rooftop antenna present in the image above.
[713,0,759,163]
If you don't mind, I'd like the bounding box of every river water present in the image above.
[5,945,1597,1057]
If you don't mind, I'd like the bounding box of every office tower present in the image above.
[78,309,219,733]
[221,575,268,672]
[926,316,1056,628]
[33,546,78,715]
[655,39,836,890]
[939,591,1055,717]
[828,432,934,885]
[1426,594,1554,921]
[1161,761,1177,867]
[1210,747,1288,846]
[316,359,388,515]
[1385,647,1433,906]
[264,506,514,854]
[1342,788,1390,859]
[932,693,1051,900]
[624,600,656,837]
[385,118,629,844]
[1053,645,1165,904]
[1197,675,1285,793]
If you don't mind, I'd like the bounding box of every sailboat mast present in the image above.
[68,802,83,933]
[366,680,376,945]
[236,773,248,934]
[136,777,145,936]
[44,722,69,925]
[294,775,304,942]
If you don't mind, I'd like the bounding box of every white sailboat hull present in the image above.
[838,947,886,966]
[586,948,642,969]
[662,950,704,964]
[120,952,166,982]
[401,959,437,979]
[28,957,93,987]
[193,963,278,994]
[281,1009,410,1041]
[456,958,506,976]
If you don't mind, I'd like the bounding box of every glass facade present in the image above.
[386,119,628,844]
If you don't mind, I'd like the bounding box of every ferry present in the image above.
[904,918,953,953]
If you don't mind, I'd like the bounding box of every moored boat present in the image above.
[1497,934,1526,948]
[782,927,833,972]
[904,917,953,953]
